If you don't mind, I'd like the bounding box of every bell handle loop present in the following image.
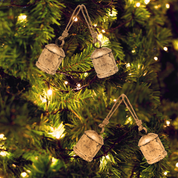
[80,4,102,47]
[93,40,102,49]
[98,94,144,133]
[56,5,82,47]
[138,127,148,136]
[55,38,65,47]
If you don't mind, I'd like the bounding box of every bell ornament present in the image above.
[36,44,65,75]
[138,133,167,164]
[73,130,104,162]
[91,47,118,78]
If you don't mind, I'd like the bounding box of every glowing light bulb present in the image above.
[164,171,168,175]
[49,123,65,139]
[136,2,141,7]
[84,72,88,77]
[18,14,27,22]
[21,172,27,177]
[106,155,110,159]
[154,56,158,61]
[126,63,130,68]
[144,0,150,4]
[47,89,52,96]
[73,17,78,22]
[163,47,168,51]
[132,49,135,53]
[154,5,159,9]
[113,99,117,102]
[98,34,103,39]
[94,24,97,27]
[12,164,16,167]
[176,162,178,167]
[166,3,170,9]
[166,120,170,126]
[0,151,8,156]
[77,83,81,87]
[64,81,68,85]
[102,29,106,33]
[0,134,4,139]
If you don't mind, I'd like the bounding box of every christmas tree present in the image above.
[0,0,178,177]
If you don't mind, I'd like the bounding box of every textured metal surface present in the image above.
[91,47,118,78]
[73,130,104,162]
[36,44,65,75]
[138,133,167,164]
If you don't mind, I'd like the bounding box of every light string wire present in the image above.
[99,94,147,134]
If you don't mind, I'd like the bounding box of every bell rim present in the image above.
[138,133,158,147]
[91,47,112,59]
[45,43,65,57]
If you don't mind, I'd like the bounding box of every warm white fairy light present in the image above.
[73,17,78,22]
[102,29,106,33]
[126,63,130,68]
[166,120,170,126]
[77,83,81,88]
[163,47,168,51]
[98,34,103,40]
[47,89,52,96]
[154,56,158,61]
[12,164,16,167]
[136,2,141,7]
[132,49,135,53]
[21,172,27,177]
[0,151,8,157]
[176,162,178,167]
[18,14,27,22]
[164,171,168,175]
[154,5,159,9]
[166,3,170,9]
[113,99,117,102]
[49,123,65,139]
[64,81,68,85]
[0,134,4,139]
[94,24,97,27]
[144,0,150,4]
[84,72,88,77]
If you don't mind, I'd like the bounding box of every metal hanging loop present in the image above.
[56,5,82,47]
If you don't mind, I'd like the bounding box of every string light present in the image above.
[176,162,178,167]
[47,89,52,96]
[166,3,170,9]
[132,49,135,53]
[12,164,16,167]
[166,120,170,126]
[0,151,8,157]
[98,34,103,39]
[73,17,78,22]
[84,72,88,77]
[64,81,68,85]
[163,47,168,51]
[21,172,27,177]
[102,29,106,33]
[144,0,150,4]
[77,83,81,88]
[113,99,117,102]
[40,95,47,103]
[49,123,65,139]
[94,24,97,27]
[154,56,158,61]
[126,63,130,68]
[164,171,168,175]
[154,5,159,9]
[136,2,141,7]
[0,134,4,139]
[18,14,27,22]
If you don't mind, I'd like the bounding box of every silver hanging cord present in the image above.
[99,94,147,134]
[56,5,82,46]
[80,4,102,48]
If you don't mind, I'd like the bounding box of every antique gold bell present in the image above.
[138,133,167,164]
[91,47,118,78]
[73,130,104,162]
[36,44,65,75]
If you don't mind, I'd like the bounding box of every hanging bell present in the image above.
[138,133,167,164]
[91,47,118,78]
[36,44,65,75]
[73,130,104,162]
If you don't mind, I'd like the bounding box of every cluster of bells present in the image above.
[36,4,118,79]
[36,5,167,164]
